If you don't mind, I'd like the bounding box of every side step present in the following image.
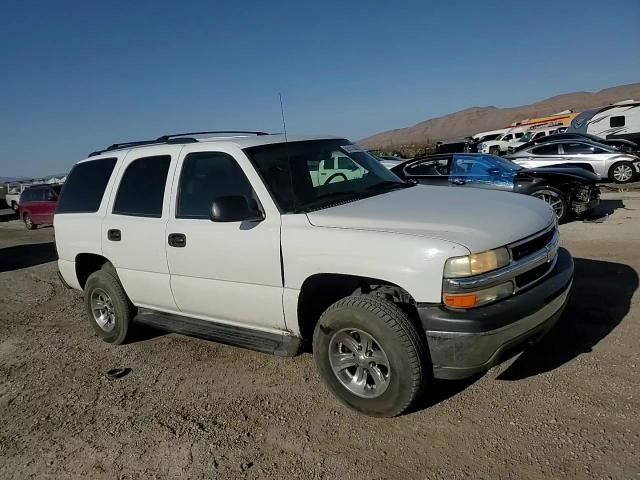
[134,308,301,357]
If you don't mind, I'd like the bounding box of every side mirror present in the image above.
[210,196,264,223]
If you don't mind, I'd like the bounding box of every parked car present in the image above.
[5,182,31,212]
[435,137,474,154]
[477,128,526,155]
[390,153,600,222]
[465,129,510,153]
[55,131,573,417]
[18,184,62,229]
[506,126,563,154]
[506,138,640,184]
[511,132,639,155]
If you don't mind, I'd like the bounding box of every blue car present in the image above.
[390,153,600,222]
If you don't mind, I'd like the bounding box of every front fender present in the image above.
[281,215,469,303]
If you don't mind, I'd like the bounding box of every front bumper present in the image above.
[419,247,574,380]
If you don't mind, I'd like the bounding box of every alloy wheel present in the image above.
[613,164,634,183]
[90,288,116,332]
[328,328,391,398]
[532,189,565,220]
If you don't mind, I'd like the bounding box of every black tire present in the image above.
[12,201,19,212]
[83,264,135,344]
[323,173,347,185]
[608,161,636,184]
[489,146,501,156]
[23,213,36,230]
[530,186,570,223]
[312,295,429,417]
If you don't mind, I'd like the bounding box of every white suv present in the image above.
[478,129,526,155]
[55,131,574,417]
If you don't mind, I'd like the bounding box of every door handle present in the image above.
[107,229,121,241]
[168,233,186,248]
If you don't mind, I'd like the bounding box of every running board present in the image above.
[134,309,301,357]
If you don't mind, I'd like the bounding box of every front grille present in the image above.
[511,227,555,261]
[515,261,553,288]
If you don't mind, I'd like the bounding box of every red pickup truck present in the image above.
[18,184,62,230]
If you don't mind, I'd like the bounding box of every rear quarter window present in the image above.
[56,158,117,214]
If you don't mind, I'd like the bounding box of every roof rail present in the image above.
[88,131,271,157]
[155,131,269,142]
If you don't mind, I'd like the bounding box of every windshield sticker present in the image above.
[341,144,363,153]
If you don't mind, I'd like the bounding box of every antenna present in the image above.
[279,93,298,213]
[279,93,288,141]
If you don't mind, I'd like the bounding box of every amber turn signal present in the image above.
[443,293,478,308]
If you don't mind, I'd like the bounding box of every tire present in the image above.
[608,161,636,184]
[530,186,569,223]
[23,213,36,230]
[312,295,429,417]
[489,146,501,156]
[323,173,347,185]
[83,264,135,344]
[11,201,19,212]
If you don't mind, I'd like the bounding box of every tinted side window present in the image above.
[407,159,449,176]
[561,142,596,154]
[113,156,171,217]
[610,116,625,128]
[21,190,32,202]
[57,158,117,214]
[531,144,558,155]
[177,152,255,219]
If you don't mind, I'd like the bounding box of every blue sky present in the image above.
[1,0,639,177]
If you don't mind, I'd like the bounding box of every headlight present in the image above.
[443,282,514,308]
[443,247,510,278]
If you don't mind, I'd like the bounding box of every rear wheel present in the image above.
[609,161,635,184]
[313,295,429,417]
[23,213,36,230]
[530,186,569,222]
[83,264,135,344]
[11,201,19,212]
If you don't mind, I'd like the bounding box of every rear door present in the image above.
[559,142,608,177]
[42,187,59,224]
[29,188,47,223]
[101,146,180,311]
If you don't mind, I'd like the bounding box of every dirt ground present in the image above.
[0,188,639,480]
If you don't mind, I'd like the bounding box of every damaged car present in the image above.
[390,153,600,222]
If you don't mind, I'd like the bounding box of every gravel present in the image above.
[0,191,638,479]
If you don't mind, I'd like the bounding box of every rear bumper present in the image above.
[418,247,573,380]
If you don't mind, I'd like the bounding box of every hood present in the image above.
[306,185,555,253]
[520,165,600,182]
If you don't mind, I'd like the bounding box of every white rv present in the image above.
[567,100,640,144]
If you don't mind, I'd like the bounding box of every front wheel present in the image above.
[609,161,636,184]
[530,186,569,223]
[12,202,19,212]
[313,295,429,417]
[489,146,501,156]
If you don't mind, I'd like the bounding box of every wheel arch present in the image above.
[75,253,113,289]
[296,273,419,346]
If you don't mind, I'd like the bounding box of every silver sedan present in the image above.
[506,139,640,184]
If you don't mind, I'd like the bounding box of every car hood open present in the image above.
[306,185,555,253]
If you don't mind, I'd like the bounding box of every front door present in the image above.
[101,146,180,311]
[165,146,285,332]
[449,154,515,191]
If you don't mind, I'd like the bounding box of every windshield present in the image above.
[519,132,535,143]
[244,139,409,213]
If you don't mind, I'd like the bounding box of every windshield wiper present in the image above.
[364,180,412,192]
[295,190,365,212]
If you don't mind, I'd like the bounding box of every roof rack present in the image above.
[88,131,270,157]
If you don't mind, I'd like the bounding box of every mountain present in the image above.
[359,83,640,148]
